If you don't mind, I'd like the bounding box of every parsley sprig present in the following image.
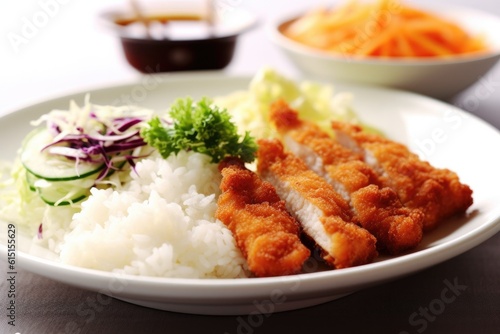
[141,97,257,163]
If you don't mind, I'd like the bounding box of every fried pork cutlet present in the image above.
[269,100,424,254]
[332,122,473,231]
[216,157,310,277]
[257,139,378,269]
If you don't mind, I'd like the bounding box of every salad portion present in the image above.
[20,98,151,207]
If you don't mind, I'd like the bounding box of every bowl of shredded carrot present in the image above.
[271,0,500,99]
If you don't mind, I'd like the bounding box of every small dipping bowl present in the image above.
[100,1,257,73]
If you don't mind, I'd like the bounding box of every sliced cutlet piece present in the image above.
[332,121,473,231]
[269,100,424,254]
[216,157,310,277]
[257,138,378,269]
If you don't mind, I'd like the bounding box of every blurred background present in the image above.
[1,0,499,126]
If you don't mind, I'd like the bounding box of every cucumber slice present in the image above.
[20,128,104,181]
[26,170,37,192]
[26,170,91,206]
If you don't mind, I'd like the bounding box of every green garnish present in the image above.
[141,97,258,163]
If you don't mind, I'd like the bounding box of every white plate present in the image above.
[1,73,500,315]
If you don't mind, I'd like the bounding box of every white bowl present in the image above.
[270,3,500,100]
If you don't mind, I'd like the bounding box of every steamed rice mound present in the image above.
[59,151,248,278]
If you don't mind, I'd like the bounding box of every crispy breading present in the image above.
[257,139,378,269]
[270,101,380,194]
[216,158,310,277]
[332,121,473,231]
[269,100,424,254]
[350,185,425,253]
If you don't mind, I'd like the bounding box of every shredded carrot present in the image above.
[281,0,488,58]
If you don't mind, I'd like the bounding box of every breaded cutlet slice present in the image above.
[269,100,424,254]
[332,121,473,231]
[257,138,378,269]
[216,158,310,277]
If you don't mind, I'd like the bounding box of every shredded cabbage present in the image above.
[0,159,48,232]
[32,95,154,180]
[31,95,152,139]
[214,68,361,139]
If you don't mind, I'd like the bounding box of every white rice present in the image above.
[53,151,248,278]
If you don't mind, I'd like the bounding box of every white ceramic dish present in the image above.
[270,3,500,100]
[1,73,499,315]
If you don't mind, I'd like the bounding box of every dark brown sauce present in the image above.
[114,14,204,26]
[120,34,237,73]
